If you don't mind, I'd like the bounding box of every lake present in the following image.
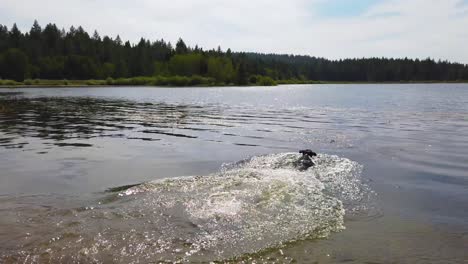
[0,84,467,263]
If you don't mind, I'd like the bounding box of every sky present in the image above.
[1,0,468,63]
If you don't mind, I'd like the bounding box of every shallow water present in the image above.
[0,84,467,263]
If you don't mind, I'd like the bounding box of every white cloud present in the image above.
[1,0,467,63]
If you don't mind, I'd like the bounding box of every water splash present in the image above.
[1,153,372,263]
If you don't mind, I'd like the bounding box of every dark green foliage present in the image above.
[0,25,9,51]
[207,56,235,84]
[235,61,249,85]
[38,56,65,79]
[9,24,22,48]
[64,55,99,79]
[242,53,468,82]
[102,62,116,78]
[154,61,169,76]
[249,75,258,84]
[1,21,467,86]
[169,54,204,76]
[0,48,29,81]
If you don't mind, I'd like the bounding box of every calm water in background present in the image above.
[0,84,467,263]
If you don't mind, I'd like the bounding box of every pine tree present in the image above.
[92,30,101,41]
[30,20,42,38]
[0,25,9,51]
[175,38,188,54]
[9,23,22,48]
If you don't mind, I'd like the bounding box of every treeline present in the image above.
[0,21,467,84]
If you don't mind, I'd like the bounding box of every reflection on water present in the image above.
[0,95,309,151]
[1,85,468,263]
[0,96,219,149]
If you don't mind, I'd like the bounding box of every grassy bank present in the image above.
[277,79,468,85]
[0,75,279,87]
[1,77,466,88]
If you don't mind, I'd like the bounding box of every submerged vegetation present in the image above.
[0,21,467,86]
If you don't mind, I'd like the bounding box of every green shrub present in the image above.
[249,75,258,84]
[167,76,189,86]
[129,77,152,85]
[0,79,20,86]
[256,76,277,86]
[114,78,130,85]
[206,77,216,86]
[188,75,204,86]
[106,77,114,85]
[187,75,214,86]
[151,76,166,86]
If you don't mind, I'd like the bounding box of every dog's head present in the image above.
[299,149,317,157]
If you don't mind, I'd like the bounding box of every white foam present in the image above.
[117,152,367,259]
[5,153,370,263]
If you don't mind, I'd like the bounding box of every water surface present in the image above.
[0,84,467,263]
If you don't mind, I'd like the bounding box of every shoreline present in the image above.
[1,80,468,89]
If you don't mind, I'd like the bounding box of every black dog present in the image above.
[295,149,317,171]
[299,149,317,157]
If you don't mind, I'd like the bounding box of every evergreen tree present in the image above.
[9,23,22,48]
[30,20,42,38]
[0,20,467,84]
[0,25,9,51]
[175,38,188,54]
[92,30,101,41]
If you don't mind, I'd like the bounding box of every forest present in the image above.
[1,21,468,86]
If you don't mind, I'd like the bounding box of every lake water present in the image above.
[0,84,467,263]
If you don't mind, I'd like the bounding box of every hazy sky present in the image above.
[2,0,468,63]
